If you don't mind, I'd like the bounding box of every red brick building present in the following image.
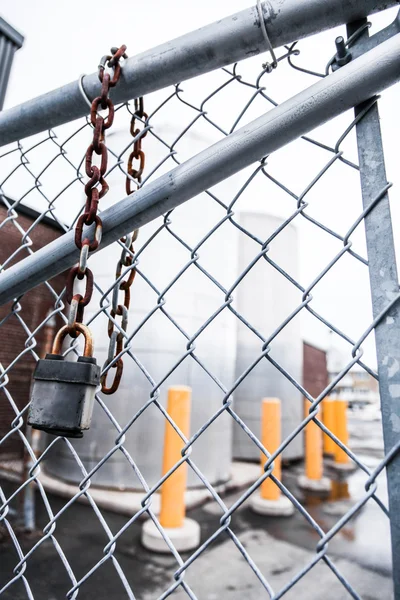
[303,341,328,400]
[0,200,66,459]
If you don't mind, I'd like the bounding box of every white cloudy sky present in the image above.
[1,0,400,370]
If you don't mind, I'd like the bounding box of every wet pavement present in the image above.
[0,411,393,598]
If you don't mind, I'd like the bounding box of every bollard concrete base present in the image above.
[250,493,294,517]
[297,474,331,492]
[141,517,201,553]
[322,500,353,517]
[326,460,357,473]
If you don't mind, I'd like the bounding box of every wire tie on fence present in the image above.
[256,0,278,72]
[78,74,93,109]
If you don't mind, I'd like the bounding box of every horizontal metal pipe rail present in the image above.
[0,0,398,147]
[0,34,400,304]
[1,32,400,305]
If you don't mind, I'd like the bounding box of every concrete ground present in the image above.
[0,411,393,599]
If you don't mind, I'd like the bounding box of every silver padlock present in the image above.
[28,324,100,438]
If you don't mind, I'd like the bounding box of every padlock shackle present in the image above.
[52,324,94,357]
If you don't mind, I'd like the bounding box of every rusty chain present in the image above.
[100,96,147,394]
[64,45,127,341]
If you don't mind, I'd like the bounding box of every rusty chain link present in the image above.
[101,96,146,394]
[126,97,148,194]
[64,45,127,340]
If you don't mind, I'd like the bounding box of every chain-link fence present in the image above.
[0,2,399,598]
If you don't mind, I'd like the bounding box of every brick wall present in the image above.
[0,205,66,458]
[303,342,328,400]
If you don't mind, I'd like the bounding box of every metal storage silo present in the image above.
[42,97,304,488]
[43,120,238,489]
[232,212,303,461]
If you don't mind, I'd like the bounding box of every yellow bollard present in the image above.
[329,479,350,501]
[142,385,200,552]
[260,398,281,501]
[251,398,294,515]
[333,399,349,464]
[159,386,191,529]
[298,398,330,491]
[322,398,336,456]
[305,408,323,481]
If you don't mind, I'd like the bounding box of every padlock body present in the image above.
[28,354,100,438]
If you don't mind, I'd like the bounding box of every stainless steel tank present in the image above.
[43,117,303,488]
[43,123,238,489]
[232,212,303,461]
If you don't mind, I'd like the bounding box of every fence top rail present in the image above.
[0,0,398,147]
[1,29,400,306]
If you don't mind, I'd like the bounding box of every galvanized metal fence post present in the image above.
[348,18,400,597]
[0,18,23,110]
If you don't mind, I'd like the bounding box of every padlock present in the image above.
[28,323,100,438]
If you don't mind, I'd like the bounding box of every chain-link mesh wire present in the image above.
[0,20,398,600]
